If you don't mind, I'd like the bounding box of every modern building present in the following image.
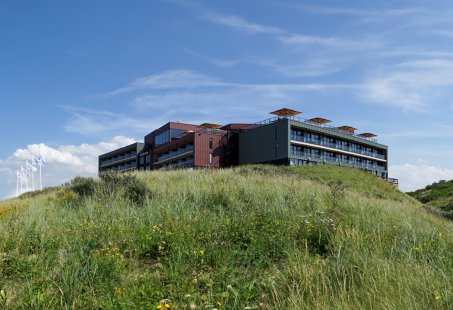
[98,108,390,181]
[239,109,388,179]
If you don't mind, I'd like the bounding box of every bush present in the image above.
[70,177,98,198]
[55,190,79,208]
[99,173,149,205]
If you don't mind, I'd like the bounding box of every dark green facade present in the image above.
[239,119,290,165]
[238,118,389,179]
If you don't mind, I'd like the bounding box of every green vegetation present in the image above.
[0,165,452,309]
[408,179,453,220]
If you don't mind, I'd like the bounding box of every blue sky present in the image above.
[1,0,453,198]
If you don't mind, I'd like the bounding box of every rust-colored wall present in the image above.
[194,132,225,167]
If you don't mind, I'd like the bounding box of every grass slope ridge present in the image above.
[408,179,453,219]
[0,165,452,309]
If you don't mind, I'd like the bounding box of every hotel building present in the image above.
[99,108,390,181]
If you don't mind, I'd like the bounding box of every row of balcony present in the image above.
[101,152,137,165]
[159,158,194,170]
[290,134,386,159]
[102,162,136,172]
[157,145,194,162]
[291,151,387,171]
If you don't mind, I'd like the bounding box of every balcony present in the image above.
[100,153,137,167]
[156,145,194,163]
[290,134,386,160]
[290,150,386,171]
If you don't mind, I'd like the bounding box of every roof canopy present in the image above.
[358,132,377,138]
[337,125,357,132]
[270,108,302,117]
[308,117,331,124]
[180,130,195,137]
[199,123,222,129]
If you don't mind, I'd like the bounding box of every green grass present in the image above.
[0,165,452,309]
[408,179,453,220]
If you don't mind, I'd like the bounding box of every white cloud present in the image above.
[293,5,421,20]
[390,163,453,192]
[279,34,383,50]
[183,48,241,68]
[202,12,282,35]
[363,59,453,111]
[110,70,229,95]
[0,136,136,200]
[62,106,157,136]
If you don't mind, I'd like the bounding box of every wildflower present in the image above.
[221,291,229,298]
[165,303,171,308]
[156,305,163,309]
[435,295,441,300]
[199,249,205,256]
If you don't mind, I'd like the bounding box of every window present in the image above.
[154,130,170,146]
[209,138,213,150]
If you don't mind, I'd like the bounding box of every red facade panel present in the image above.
[194,131,226,168]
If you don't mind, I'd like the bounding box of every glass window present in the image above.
[155,130,170,146]
[171,129,185,139]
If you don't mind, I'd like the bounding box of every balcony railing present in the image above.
[100,152,137,165]
[290,135,386,160]
[290,151,387,171]
[157,145,194,162]
[256,116,379,143]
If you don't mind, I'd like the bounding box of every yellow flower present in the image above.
[435,295,441,300]
[165,304,171,308]
[156,304,163,309]
[198,249,205,256]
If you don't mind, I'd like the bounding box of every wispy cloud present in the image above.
[294,5,421,20]
[183,48,241,67]
[110,70,229,95]
[362,59,453,111]
[202,12,282,35]
[62,106,156,136]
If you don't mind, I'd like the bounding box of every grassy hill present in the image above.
[408,179,453,220]
[0,165,452,309]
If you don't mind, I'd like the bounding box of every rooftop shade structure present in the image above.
[308,117,332,124]
[270,108,302,117]
[358,133,377,138]
[337,126,357,133]
[180,130,195,137]
[199,123,222,129]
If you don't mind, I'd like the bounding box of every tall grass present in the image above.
[0,165,452,309]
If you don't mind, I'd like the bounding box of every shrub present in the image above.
[55,190,79,209]
[99,173,149,205]
[70,177,97,198]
